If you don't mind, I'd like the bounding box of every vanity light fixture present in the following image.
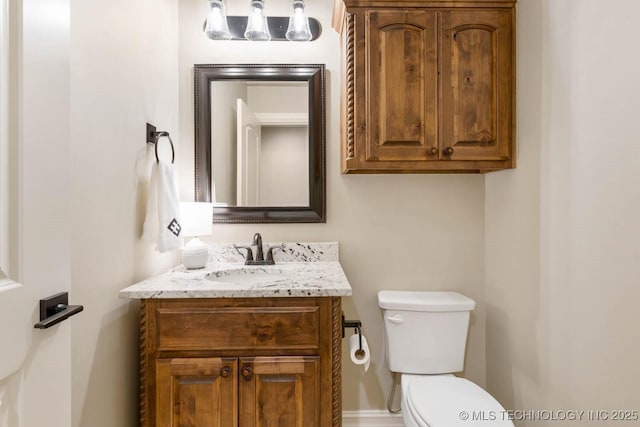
[286,0,312,41]
[204,0,231,40]
[202,0,322,41]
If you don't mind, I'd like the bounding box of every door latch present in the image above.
[34,292,84,329]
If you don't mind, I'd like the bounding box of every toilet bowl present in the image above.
[378,291,514,427]
[400,374,513,427]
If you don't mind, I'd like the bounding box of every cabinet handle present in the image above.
[428,147,438,156]
[240,366,253,381]
[219,366,232,378]
[443,147,454,156]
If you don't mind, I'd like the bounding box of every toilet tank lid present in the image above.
[378,291,475,312]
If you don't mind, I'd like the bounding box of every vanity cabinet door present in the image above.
[439,10,513,162]
[239,356,320,427]
[156,358,238,427]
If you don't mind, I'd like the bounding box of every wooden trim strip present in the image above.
[346,14,356,160]
[139,300,147,427]
[331,297,343,427]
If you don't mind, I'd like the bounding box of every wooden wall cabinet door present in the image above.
[239,357,320,427]
[365,10,438,165]
[440,10,513,162]
[156,358,238,427]
[338,0,516,173]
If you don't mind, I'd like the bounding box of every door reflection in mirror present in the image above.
[210,81,309,207]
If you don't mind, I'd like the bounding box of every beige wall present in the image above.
[485,0,640,425]
[178,0,486,411]
[69,0,179,426]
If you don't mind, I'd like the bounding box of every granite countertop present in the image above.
[119,242,352,299]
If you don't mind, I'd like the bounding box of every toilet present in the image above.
[378,291,514,427]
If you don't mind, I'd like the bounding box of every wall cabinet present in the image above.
[334,0,516,173]
[140,297,342,427]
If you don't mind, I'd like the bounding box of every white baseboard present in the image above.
[342,410,405,427]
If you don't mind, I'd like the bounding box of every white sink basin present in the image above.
[206,267,291,285]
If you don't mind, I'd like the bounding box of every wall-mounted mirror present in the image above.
[194,64,325,223]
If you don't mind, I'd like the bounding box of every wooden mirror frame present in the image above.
[194,64,326,223]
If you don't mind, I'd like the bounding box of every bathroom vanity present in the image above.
[120,243,351,427]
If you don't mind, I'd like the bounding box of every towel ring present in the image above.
[154,132,175,164]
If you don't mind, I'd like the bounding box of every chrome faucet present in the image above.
[234,233,283,265]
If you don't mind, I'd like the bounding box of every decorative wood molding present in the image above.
[139,300,147,427]
[331,297,342,427]
[345,13,356,160]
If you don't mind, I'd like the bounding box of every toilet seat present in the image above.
[406,376,514,426]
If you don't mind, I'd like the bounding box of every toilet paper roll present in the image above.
[349,333,370,372]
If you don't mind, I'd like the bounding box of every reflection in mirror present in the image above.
[210,81,309,207]
[194,64,325,223]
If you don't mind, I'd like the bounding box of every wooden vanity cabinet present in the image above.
[140,297,342,427]
[335,0,516,173]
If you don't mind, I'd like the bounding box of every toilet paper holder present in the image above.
[342,313,363,351]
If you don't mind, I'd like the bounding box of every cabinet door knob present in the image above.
[219,366,232,378]
[429,147,438,156]
[443,147,454,156]
[240,366,253,381]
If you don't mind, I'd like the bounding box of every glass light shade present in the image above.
[286,0,312,41]
[179,202,213,237]
[204,0,231,40]
[244,0,271,41]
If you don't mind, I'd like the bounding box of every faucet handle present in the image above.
[265,244,285,265]
[233,245,254,264]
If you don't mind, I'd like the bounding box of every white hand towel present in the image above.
[141,162,159,243]
[142,160,183,253]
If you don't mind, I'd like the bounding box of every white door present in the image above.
[0,0,73,426]
[0,276,33,427]
[236,99,261,206]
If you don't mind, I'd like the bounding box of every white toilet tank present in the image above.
[378,291,475,374]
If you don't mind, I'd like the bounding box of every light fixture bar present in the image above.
[204,16,322,41]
